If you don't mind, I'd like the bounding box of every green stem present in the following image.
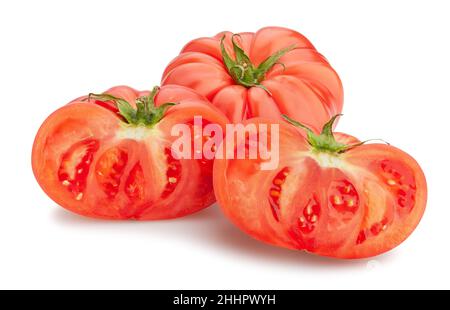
[282,114,389,154]
[89,86,176,127]
[220,34,296,90]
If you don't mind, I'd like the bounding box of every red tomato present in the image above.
[32,85,228,220]
[213,116,427,258]
[161,26,343,131]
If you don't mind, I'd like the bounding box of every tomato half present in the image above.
[161,26,343,131]
[213,116,427,258]
[32,85,228,220]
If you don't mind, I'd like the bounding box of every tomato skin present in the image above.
[32,85,228,220]
[213,118,427,259]
[161,26,343,131]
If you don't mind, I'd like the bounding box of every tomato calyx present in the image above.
[88,86,176,127]
[282,114,382,154]
[220,34,295,92]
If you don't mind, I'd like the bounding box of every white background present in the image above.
[0,0,449,289]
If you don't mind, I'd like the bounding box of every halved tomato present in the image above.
[32,85,228,220]
[213,116,427,258]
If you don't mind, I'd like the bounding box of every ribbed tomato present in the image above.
[213,116,427,258]
[162,26,343,131]
[32,85,228,220]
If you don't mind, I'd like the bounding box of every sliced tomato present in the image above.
[213,117,427,258]
[32,85,228,220]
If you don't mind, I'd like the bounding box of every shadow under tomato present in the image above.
[194,205,390,268]
[52,204,396,269]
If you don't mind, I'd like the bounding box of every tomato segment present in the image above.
[268,167,290,221]
[95,146,128,199]
[379,160,416,212]
[328,180,359,214]
[124,162,145,201]
[296,196,321,234]
[161,148,182,199]
[57,138,100,200]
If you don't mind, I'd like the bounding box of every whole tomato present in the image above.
[162,26,343,131]
[213,115,427,258]
[32,85,228,220]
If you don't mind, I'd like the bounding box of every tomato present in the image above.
[213,116,427,258]
[32,85,228,220]
[161,26,343,131]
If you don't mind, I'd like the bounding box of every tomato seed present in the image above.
[268,167,290,221]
